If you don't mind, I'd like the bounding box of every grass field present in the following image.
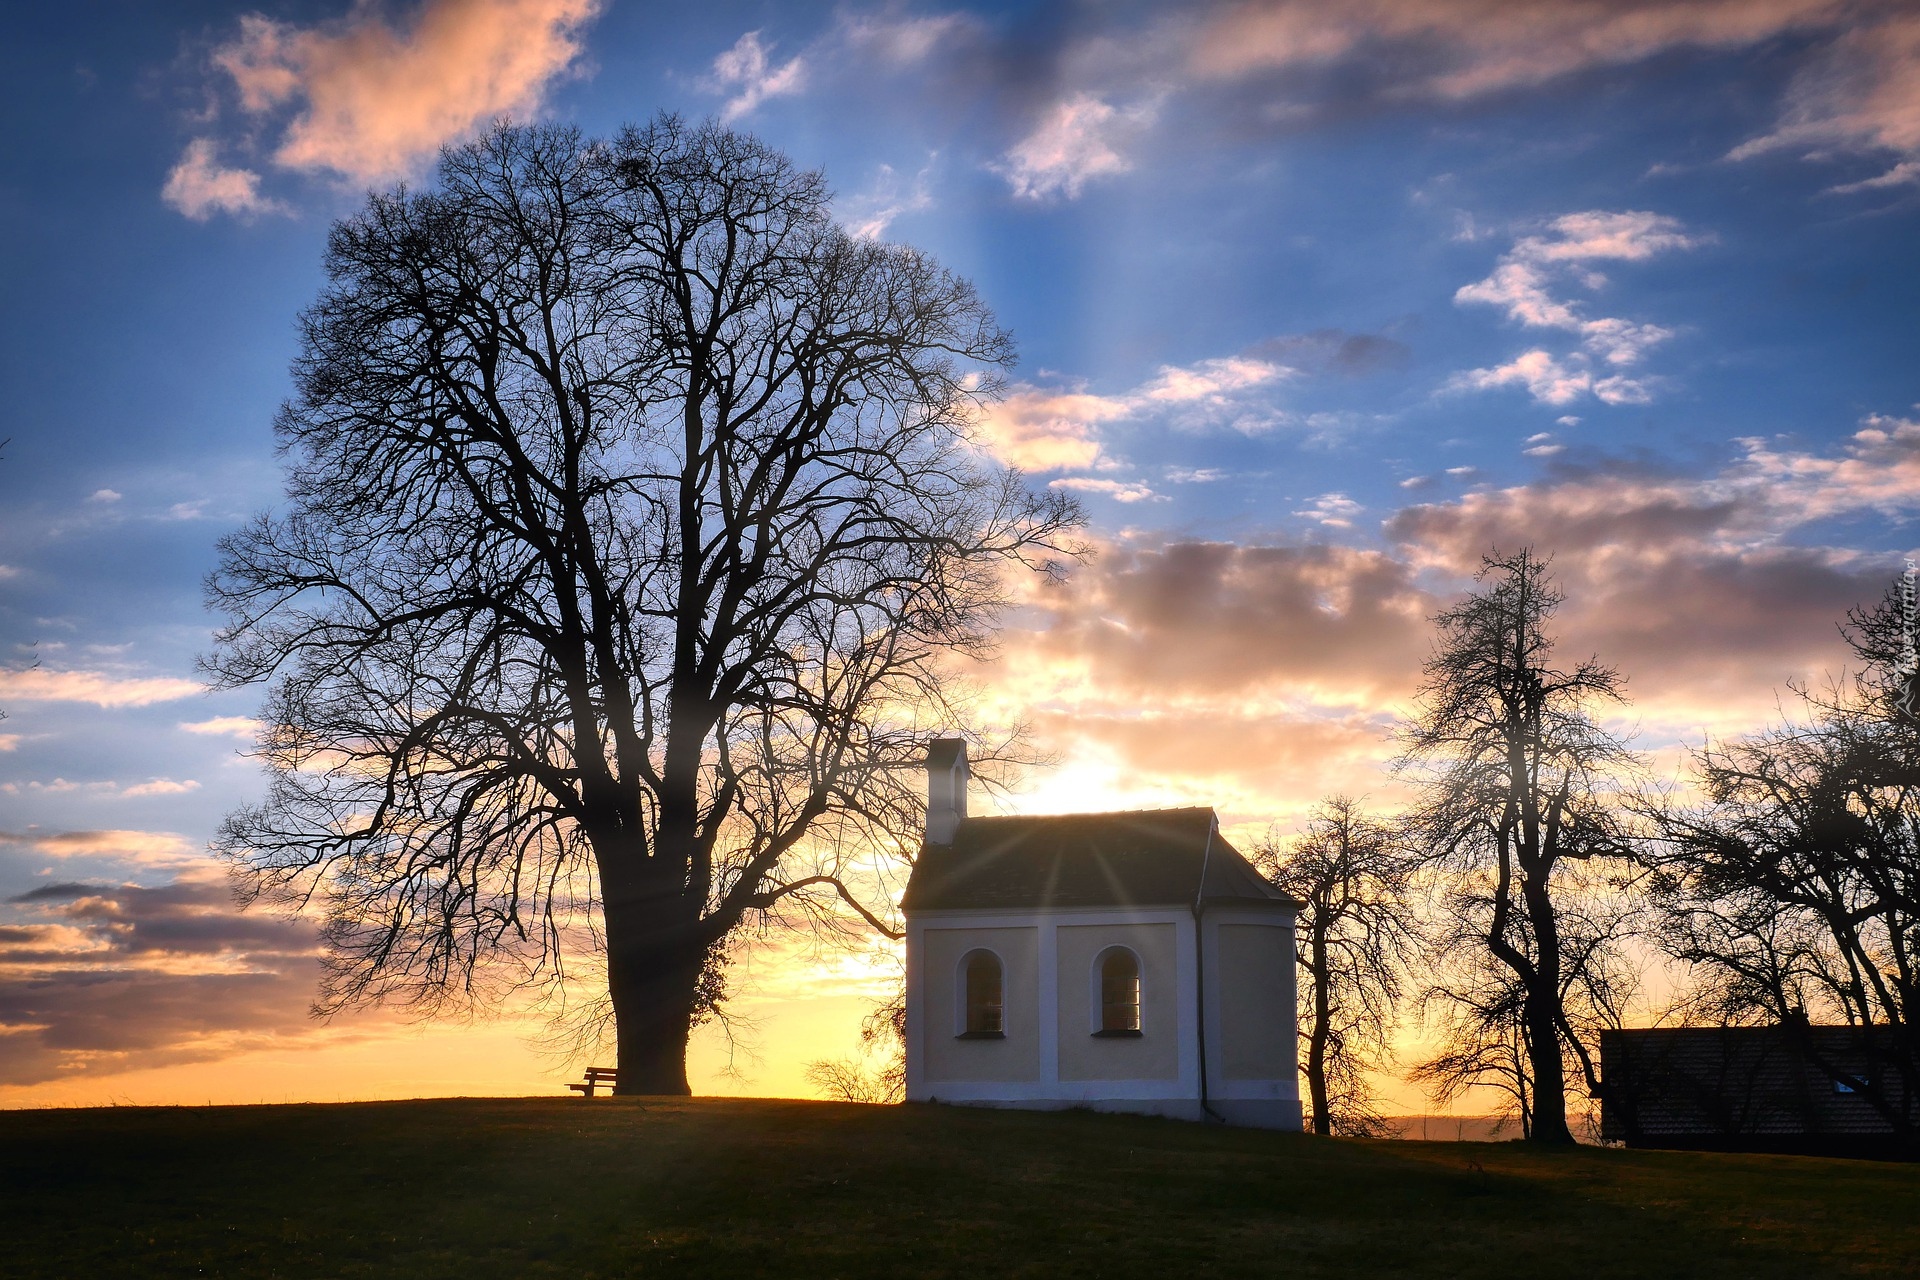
[3,1096,1916,1278]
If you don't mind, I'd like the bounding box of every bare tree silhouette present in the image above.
[1397,550,1640,1143]
[1255,796,1421,1136]
[1642,572,1920,1142]
[206,119,1081,1094]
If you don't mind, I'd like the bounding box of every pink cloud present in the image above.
[212,0,600,183]
[1732,9,1920,185]
[160,139,287,221]
[996,93,1158,200]
[1048,477,1160,503]
[0,873,324,1086]
[1449,211,1701,405]
[1187,0,1854,99]
[999,1,1899,201]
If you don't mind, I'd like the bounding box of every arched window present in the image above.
[1098,948,1141,1034]
[961,950,1003,1037]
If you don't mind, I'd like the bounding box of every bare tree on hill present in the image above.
[1396,549,1641,1143]
[1255,796,1421,1137]
[206,118,1082,1095]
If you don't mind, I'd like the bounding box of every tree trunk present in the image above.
[1308,928,1332,1136]
[601,859,706,1096]
[1522,876,1576,1144]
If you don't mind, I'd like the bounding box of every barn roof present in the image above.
[901,808,1300,914]
[1600,1025,1905,1142]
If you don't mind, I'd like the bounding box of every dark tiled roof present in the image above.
[901,808,1300,913]
[1600,1025,1906,1140]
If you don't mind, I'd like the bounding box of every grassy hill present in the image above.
[2,1096,1916,1278]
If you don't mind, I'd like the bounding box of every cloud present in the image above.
[996,93,1159,200]
[1245,330,1411,377]
[704,30,807,122]
[1732,9,1920,188]
[87,489,121,504]
[179,716,261,740]
[1446,349,1654,407]
[973,346,1301,478]
[161,140,287,221]
[974,339,1354,482]
[0,736,19,752]
[1740,413,1920,522]
[1183,0,1853,101]
[1048,477,1160,503]
[119,779,202,799]
[1384,422,1920,730]
[975,539,1434,822]
[839,157,936,241]
[974,387,1128,472]
[973,408,1920,838]
[0,873,322,1086]
[1826,159,1920,195]
[1021,539,1432,706]
[947,1,1886,205]
[0,829,203,867]
[0,668,203,708]
[204,0,599,186]
[1140,355,1286,404]
[1295,492,1363,528]
[1450,211,1702,405]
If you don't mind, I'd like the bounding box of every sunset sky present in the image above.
[4,0,1920,1111]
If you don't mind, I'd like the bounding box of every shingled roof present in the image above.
[901,808,1301,913]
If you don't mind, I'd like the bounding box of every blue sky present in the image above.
[4,0,1920,1105]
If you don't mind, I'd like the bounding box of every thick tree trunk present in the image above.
[601,858,707,1096]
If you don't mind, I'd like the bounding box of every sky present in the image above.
[3,0,1920,1111]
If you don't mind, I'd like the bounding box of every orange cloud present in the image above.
[974,412,1920,837]
[0,829,204,867]
[974,387,1126,472]
[212,0,600,183]
[0,668,203,708]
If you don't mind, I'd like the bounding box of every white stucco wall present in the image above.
[905,905,1302,1130]
[1055,922,1181,1082]
[918,925,1042,1084]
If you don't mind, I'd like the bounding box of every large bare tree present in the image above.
[1397,550,1639,1143]
[1255,796,1421,1137]
[206,119,1080,1094]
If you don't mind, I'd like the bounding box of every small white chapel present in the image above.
[901,739,1305,1129]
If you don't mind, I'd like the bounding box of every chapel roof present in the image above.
[900,807,1301,914]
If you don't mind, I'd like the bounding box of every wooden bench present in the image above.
[567,1067,618,1097]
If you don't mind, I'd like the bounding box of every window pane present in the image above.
[1100,950,1140,1032]
[965,952,1003,1034]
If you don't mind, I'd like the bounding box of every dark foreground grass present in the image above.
[2,1097,1916,1278]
